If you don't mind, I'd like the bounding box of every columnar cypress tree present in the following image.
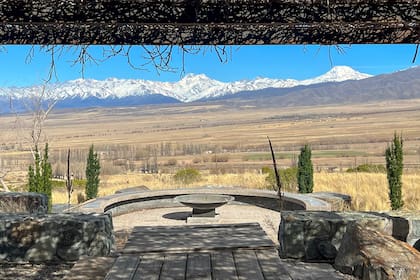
[34,147,41,192]
[385,133,404,210]
[297,144,314,193]
[85,144,100,200]
[27,144,52,211]
[28,165,36,192]
[28,146,41,193]
[41,143,52,210]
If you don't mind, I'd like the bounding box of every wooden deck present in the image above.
[123,223,274,254]
[104,223,350,280]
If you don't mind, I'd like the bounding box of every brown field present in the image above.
[1,98,420,210]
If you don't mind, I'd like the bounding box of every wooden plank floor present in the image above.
[105,223,350,280]
[123,223,275,254]
[105,248,293,280]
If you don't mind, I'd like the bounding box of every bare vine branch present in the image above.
[70,45,101,78]
[413,44,419,63]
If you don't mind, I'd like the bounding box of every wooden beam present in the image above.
[0,0,419,45]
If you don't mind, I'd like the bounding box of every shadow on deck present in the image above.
[66,223,353,280]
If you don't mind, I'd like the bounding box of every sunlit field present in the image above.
[51,171,420,211]
[1,99,420,212]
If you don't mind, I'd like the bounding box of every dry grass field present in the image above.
[50,171,420,211]
[1,98,420,211]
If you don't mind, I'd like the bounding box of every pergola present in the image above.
[0,0,419,45]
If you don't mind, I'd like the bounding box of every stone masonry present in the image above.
[279,211,393,261]
[0,192,48,215]
[0,213,114,262]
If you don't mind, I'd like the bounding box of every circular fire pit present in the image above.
[174,194,234,218]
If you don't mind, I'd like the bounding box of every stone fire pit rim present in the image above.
[174,193,234,210]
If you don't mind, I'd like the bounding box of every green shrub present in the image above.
[165,159,177,166]
[174,168,201,185]
[263,166,298,192]
[261,166,272,174]
[211,154,229,162]
[77,192,86,204]
[346,164,386,173]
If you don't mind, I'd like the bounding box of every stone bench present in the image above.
[0,213,114,262]
[0,192,48,214]
[67,187,333,216]
[279,211,393,261]
[279,211,420,262]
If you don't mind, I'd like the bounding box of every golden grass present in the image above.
[52,172,268,205]
[3,99,420,210]
[51,171,420,211]
[314,172,420,211]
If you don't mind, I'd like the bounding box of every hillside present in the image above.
[211,67,420,107]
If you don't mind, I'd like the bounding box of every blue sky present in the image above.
[0,44,418,87]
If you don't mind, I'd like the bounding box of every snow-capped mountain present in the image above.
[300,66,372,85]
[0,66,372,111]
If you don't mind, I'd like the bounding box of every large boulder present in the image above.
[334,222,420,279]
[0,192,48,214]
[0,213,114,262]
[279,211,393,261]
[384,211,420,250]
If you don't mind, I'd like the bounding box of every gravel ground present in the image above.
[112,204,281,245]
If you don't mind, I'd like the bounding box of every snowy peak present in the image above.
[1,66,373,104]
[302,66,372,85]
[319,66,372,82]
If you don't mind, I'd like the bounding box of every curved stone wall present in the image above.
[68,187,333,216]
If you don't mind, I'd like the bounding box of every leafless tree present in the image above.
[24,45,233,79]
[66,149,73,208]
[0,170,10,192]
[11,82,58,159]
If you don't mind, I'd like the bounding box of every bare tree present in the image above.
[23,45,233,79]
[268,137,283,211]
[66,149,73,208]
[11,82,58,159]
[0,170,10,192]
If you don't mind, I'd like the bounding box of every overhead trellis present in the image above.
[0,0,419,45]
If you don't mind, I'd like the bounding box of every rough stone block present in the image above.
[0,213,114,262]
[279,211,393,262]
[308,192,352,211]
[334,222,420,280]
[384,211,420,250]
[0,192,48,214]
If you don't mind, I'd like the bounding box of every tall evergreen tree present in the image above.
[85,145,100,200]
[28,146,41,193]
[34,146,41,192]
[28,165,36,193]
[297,144,314,193]
[27,143,52,211]
[385,133,404,210]
[41,143,52,210]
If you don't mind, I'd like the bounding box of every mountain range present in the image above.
[1,65,420,112]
